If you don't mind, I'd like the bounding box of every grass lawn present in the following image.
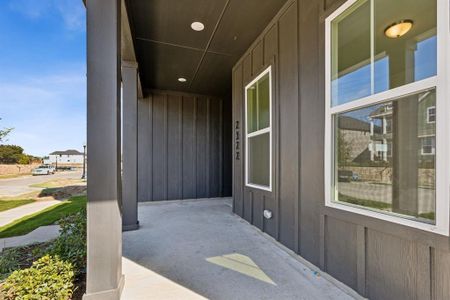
[0,174,29,180]
[0,199,35,212]
[0,195,86,238]
[30,178,84,189]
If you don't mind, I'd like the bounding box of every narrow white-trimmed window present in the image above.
[427,106,436,123]
[245,66,272,191]
[325,0,450,234]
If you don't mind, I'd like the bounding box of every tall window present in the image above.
[325,0,450,234]
[245,66,272,191]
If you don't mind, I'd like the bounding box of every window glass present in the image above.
[246,68,272,190]
[247,87,258,133]
[374,0,437,90]
[248,132,270,187]
[331,0,437,106]
[334,88,436,223]
[331,0,371,106]
[246,73,270,134]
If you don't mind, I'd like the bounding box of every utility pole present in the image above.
[81,144,86,179]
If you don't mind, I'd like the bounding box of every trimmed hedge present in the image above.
[0,255,74,300]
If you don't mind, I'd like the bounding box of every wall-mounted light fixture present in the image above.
[384,20,413,38]
[178,77,187,82]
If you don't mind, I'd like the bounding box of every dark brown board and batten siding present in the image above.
[138,90,231,202]
[232,0,450,299]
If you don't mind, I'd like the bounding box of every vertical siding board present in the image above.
[324,217,358,290]
[147,95,153,201]
[278,3,299,251]
[209,98,221,197]
[137,97,149,202]
[366,230,416,300]
[152,94,167,201]
[232,65,244,216]
[182,95,197,199]
[434,249,450,300]
[242,54,253,223]
[222,97,232,197]
[167,94,182,199]
[196,96,208,198]
[299,0,322,265]
[252,41,264,74]
[263,23,279,240]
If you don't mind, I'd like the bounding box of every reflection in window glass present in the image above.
[246,72,270,134]
[246,67,272,190]
[334,89,436,223]
[248,133,270,187]
[331,0,437,106]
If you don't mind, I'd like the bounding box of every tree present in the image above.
[0,145,25,164]
[337,130,352,167]
[0,118,13,143]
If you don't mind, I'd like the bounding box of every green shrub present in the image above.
[0,255,74,300]
[49,208,87,275]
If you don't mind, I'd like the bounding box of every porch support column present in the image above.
[122,61,139,231]
[84,0,124,299]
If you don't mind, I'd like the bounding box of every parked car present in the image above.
[338,170,353,182]
[32,165,55,176]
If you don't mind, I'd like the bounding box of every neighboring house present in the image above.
[84,1,450,300]
[43,150,84,166]
[368,90,436,162]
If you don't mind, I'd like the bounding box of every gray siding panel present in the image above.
[231,0,450,299]
[152,94,167,201]
[138,90,231,202]
[167,94,182,199]
[299,0,322,265]
[232,64,244,216]
[196,96,208,198]
[325,217,358,290]
[137,97,150,202]
[278,2,299,251]
[366,230,416,300]
[182,96,197,199]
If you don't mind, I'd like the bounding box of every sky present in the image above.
[0,0,86,157]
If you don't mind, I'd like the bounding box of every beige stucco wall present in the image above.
[0,164,40,176]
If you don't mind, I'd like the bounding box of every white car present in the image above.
[32,165,56,176]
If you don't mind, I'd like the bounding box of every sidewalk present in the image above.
[0,225,60,252]
[0,200,60,227]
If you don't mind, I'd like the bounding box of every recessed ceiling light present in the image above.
[385,20,413,38]
[178,77,187,82]
[191,21,205,32]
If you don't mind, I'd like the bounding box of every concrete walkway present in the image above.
[0,225,60,252]
[0,200,60,227]
[122,198,358,300]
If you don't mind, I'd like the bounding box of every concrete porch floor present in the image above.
[122,198,358,300]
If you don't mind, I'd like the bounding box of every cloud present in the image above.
[9,0,85,31]
[0,69,86,156]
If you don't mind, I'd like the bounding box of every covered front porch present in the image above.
[121,198,356,300]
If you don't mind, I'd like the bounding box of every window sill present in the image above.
[325,200,449,236]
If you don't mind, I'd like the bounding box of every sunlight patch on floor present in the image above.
[122,257,207,300]
[206,253,276,285]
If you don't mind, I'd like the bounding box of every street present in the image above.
[0,171,83,197]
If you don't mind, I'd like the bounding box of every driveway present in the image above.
[0,171,82,197]
[122,199,357,300]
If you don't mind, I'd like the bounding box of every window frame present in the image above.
[244,66,273,192]
[324,0,450,235]
[427,106,436,124]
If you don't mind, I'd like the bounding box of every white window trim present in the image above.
[427,106,436,124]
[324,0,450,235]
[421,136,436,156]
[244,66,272,192]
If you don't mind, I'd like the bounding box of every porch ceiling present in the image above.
[125,0,288,96]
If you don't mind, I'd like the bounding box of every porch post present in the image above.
[122,61,139,231]
[84,0,124,299]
